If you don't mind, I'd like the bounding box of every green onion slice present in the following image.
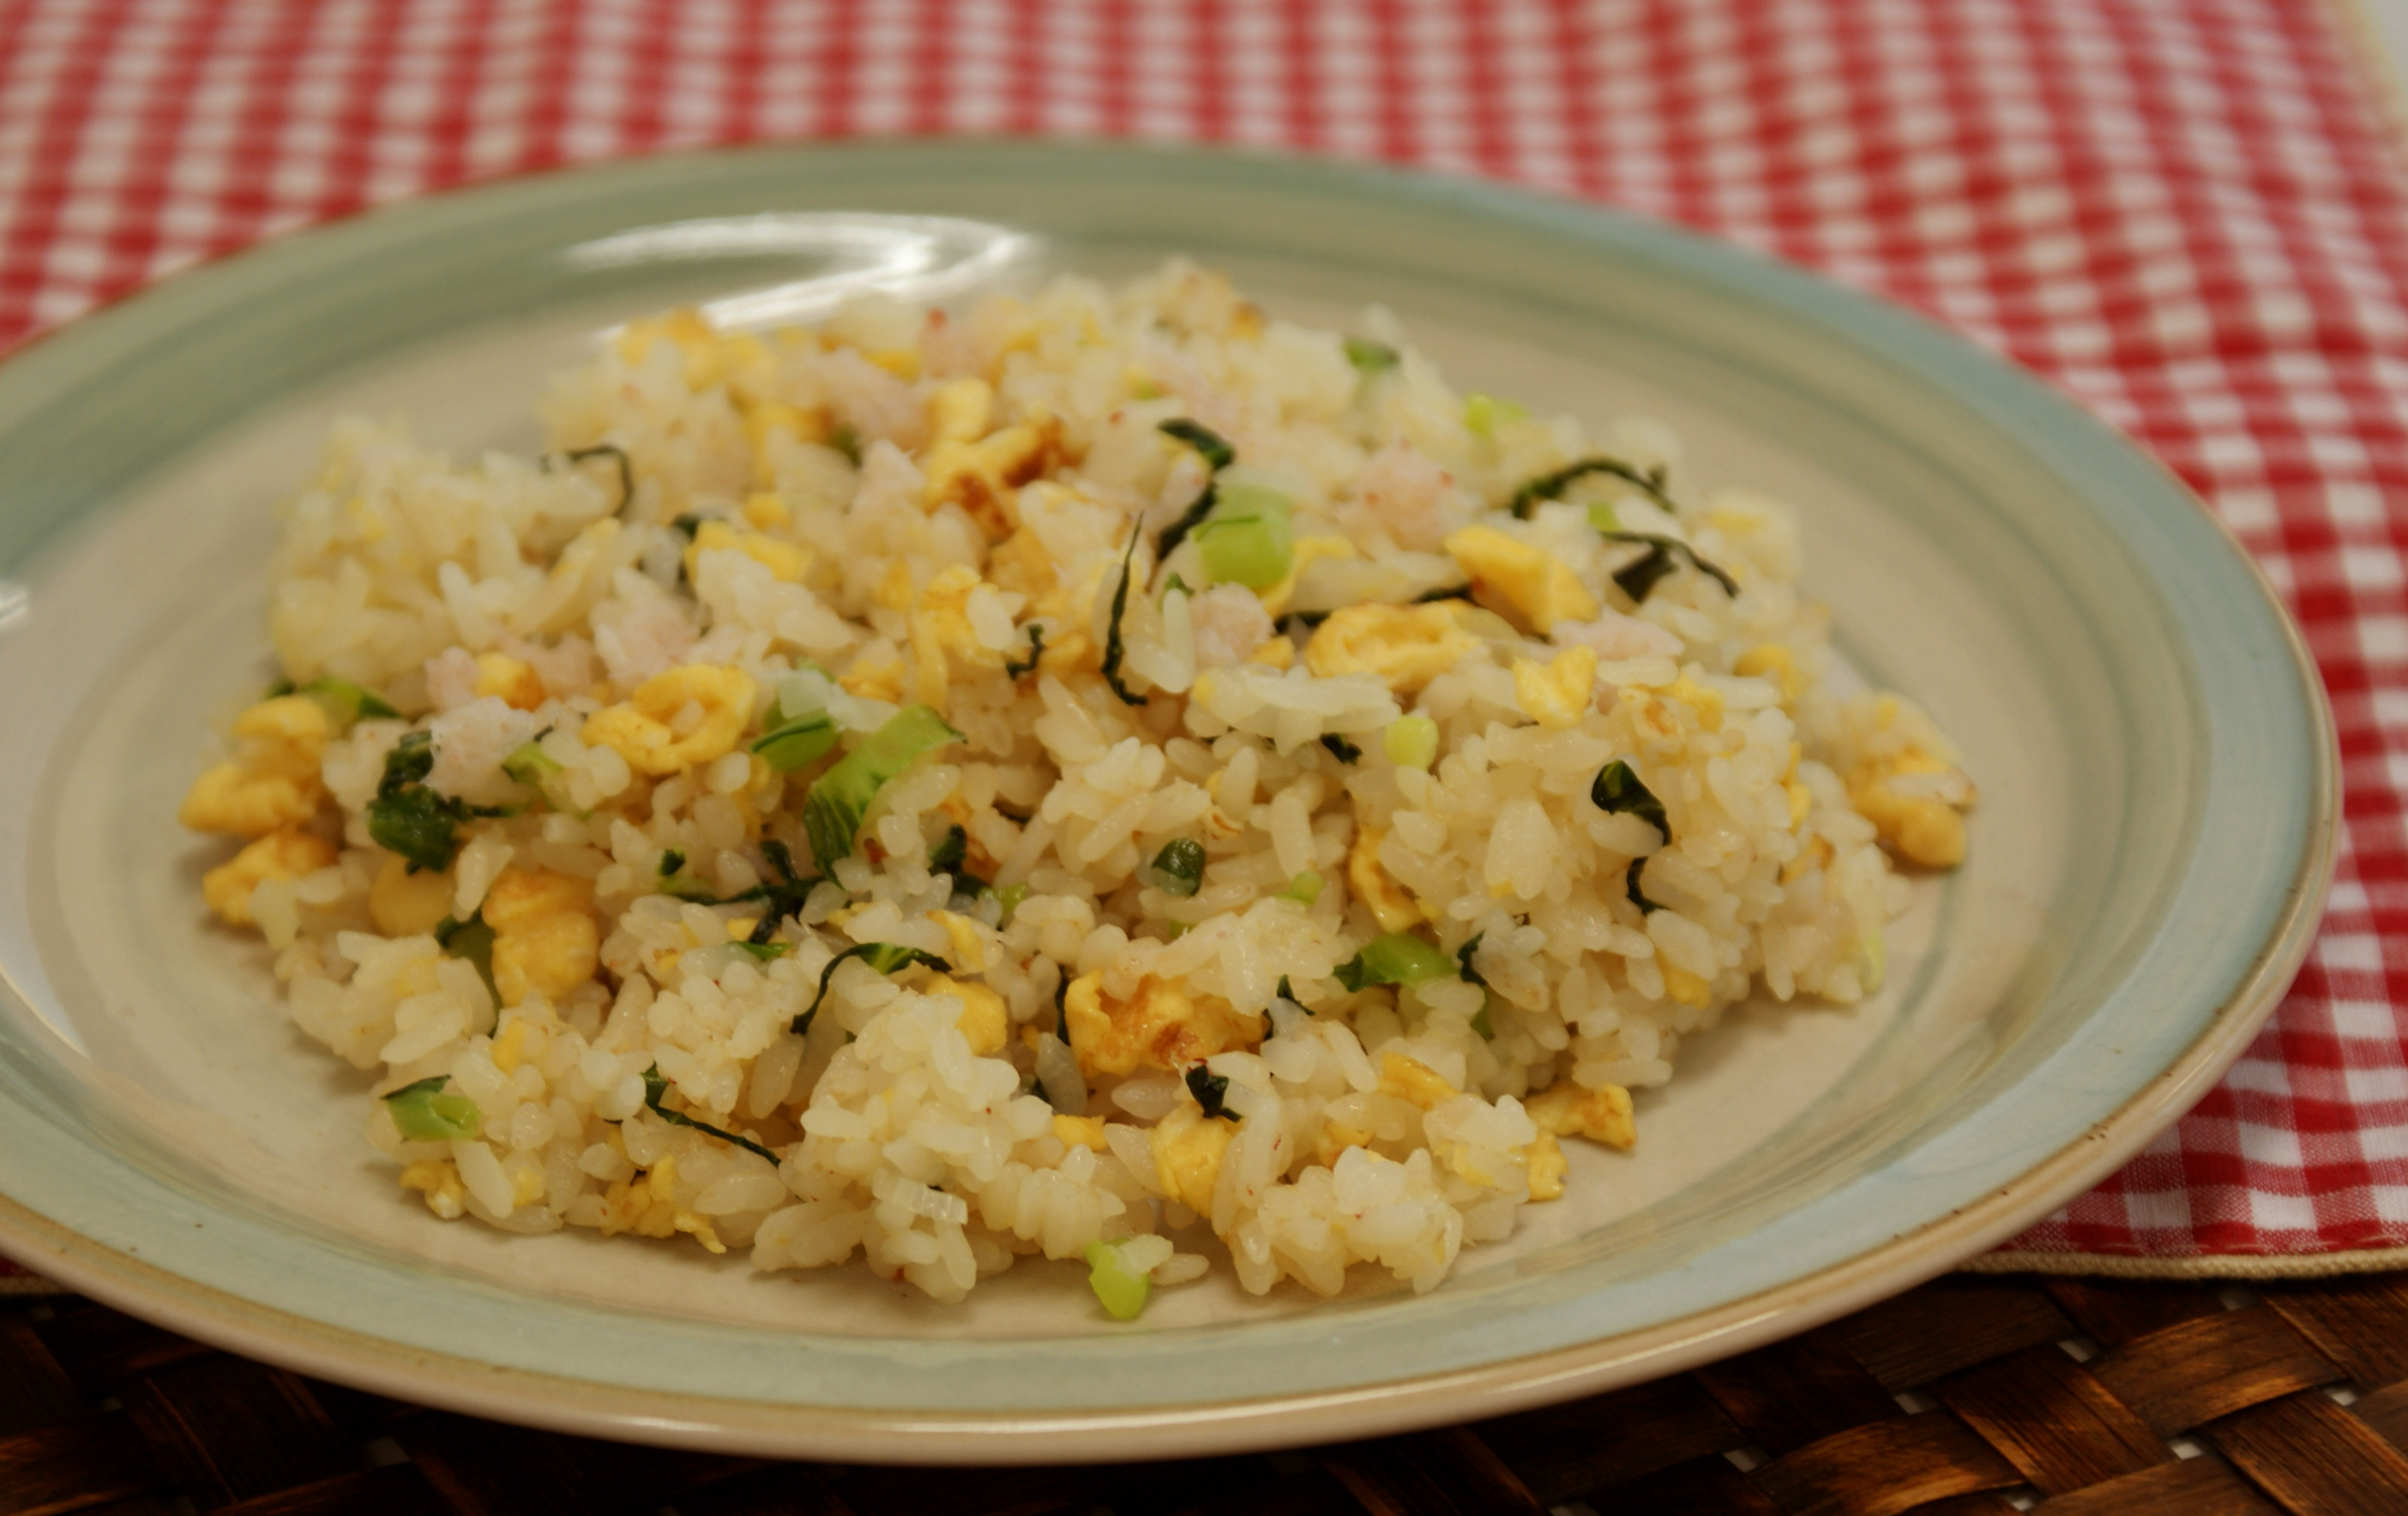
[800,704,961,866]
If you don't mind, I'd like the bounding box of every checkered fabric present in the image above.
[0,0,2402,1272]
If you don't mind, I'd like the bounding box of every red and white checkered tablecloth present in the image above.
[1,0,2404,1279]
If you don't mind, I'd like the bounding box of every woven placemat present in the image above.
[4,1272,2405,1514]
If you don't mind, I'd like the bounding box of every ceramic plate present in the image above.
[0,141,2335,1461]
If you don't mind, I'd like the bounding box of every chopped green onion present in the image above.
[1164,573,1192,597]
[801,704,962,866]
[1510,455,1672,520]
[792,942,952,1035]
[1464,393,1527,438]
[1385,715,1440,770]
[927,826,967,875]
[294,677,399,726]
[1600,532,1737,603]
[1194,482,1294,590]
[1084,1240,1153,1321]
[1587,502,1620,535]
[1592,761,1669,841]
[996,882,1031,920]
[384,1075,482,1141]
[659,849,686,876]
[1279,870,1324,906]
[1319,733,1361,764]
[1344,336,1400,373]
[638,1063,779,1162]
[502,739,563,787]
[1184,1062,1233,1119]
[1333,932,1455,991]
[752,710,839,773]
[1144,839,1207,898]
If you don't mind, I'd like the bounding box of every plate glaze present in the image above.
[0,141,2334,1460]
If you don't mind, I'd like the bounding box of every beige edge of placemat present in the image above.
[2323,0,2408,163]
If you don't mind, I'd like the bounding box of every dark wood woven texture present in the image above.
[7,1273,2408,1515]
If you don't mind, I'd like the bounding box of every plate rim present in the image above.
[0,136,2341,1461]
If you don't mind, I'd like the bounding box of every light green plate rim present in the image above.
[0,141,2337,1461]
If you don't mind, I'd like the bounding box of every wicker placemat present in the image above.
[3,1272,2405,1514]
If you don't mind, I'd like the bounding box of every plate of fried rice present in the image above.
[0,142,2333,1459]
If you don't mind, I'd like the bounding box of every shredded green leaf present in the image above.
[1457,931,1488,989]
[828,422,863,466]
[1003,623,1047,681]
[383,1074,482,1141]
[1600,532,1737,602]
[1333,933,1456,991]
[792,942,952,1035]
[1185,1062,1234,1119]
[1472,1002,1495,1040]
[1626,857,1663,914]
[732,941,790,961]
[550,443,634,514]
[1319,733,1361,764]
[671,513,703,540]
[638,1063,779,1162]
[501,738,563,788]
[801,704,963,865]
[1099,524,1150,707]
[1153,418,1235,561]
[1145,839,1207,898]
[432,914,498,1003]
[1592,760,1670,841]
[1510,455,1672,520]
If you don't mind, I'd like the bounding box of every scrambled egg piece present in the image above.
[839,656,906,704]
[1526,1080,1636,1150]
[1848,749,1974,869]
[1248,635,1295,670]
[616,309,771,396]
[201,827,336,927]
[1152,1100,1233,1214]
[924,973,1008,1057]
[1512,646,1599,730]
[1660,965,1712,1008]
[1347,827,1424,933]
[481,866,599,1007]
[745,400,830,483]
[1734,642,1806,702]
[370,853,455,937]
[1622,673,1725,742]
[178,695,332,836]
[472,653,546,712]
[1378,1051,1460,1111]
[742,490,792,531]
[399,1158,466,1220]
[1526,1132,1567,1201]
[1303,603,1482,695]
[922,377,1053,536]
[909,564,1003,714]
[581,665,757,777]
[1255,535,1358,617]
[685,520,812,585]
[1315,1117,1376,1168]
[1062,972,1261,1079]
[1052,1114,1110,1152]
[1443,524,1598,633]
[985,524,1058,605]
